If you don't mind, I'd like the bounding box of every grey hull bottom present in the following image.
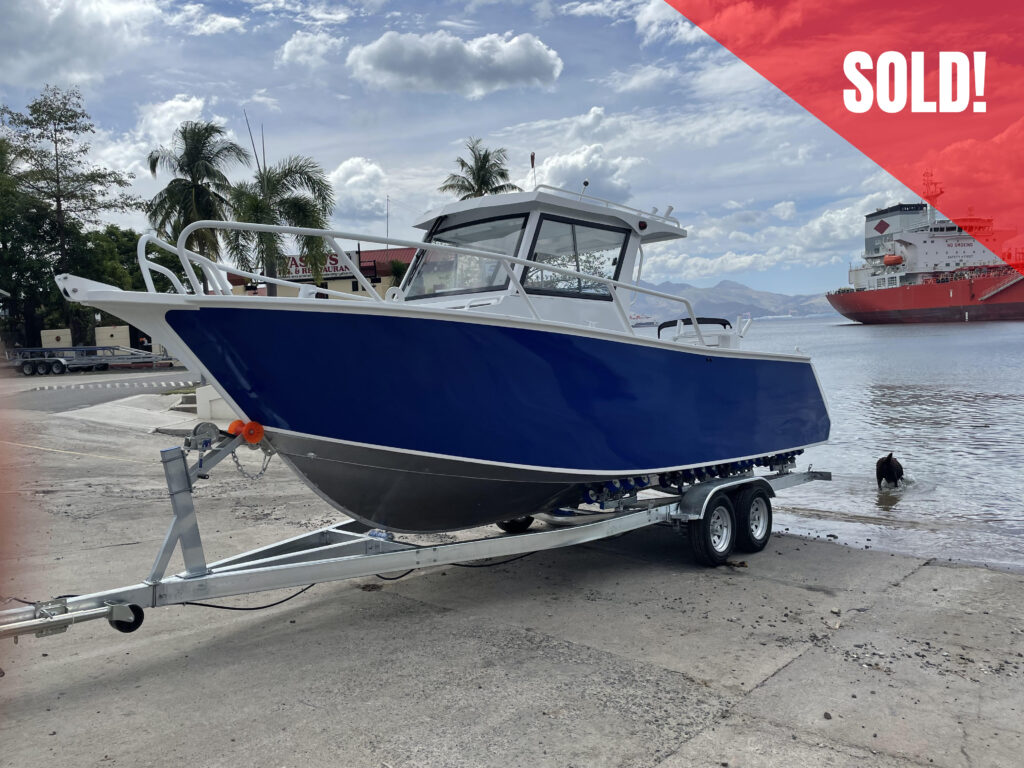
[268,432,597,533]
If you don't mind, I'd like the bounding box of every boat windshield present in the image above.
[404,215,527,299]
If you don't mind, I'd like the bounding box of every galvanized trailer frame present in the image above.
[0,427,830,642]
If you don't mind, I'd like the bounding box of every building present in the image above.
[229,247,417,298]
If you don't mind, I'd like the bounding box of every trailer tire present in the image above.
[734,487,772,553]
[20,360,35,376]
[35,361,51,375]
[50,360,66,375]
[687,492,736,566]
[108,604,145,633]
[497,516,534,534]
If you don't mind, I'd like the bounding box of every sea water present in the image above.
[745,316,1024,571]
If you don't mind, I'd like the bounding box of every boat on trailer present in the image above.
[56,186,830,533]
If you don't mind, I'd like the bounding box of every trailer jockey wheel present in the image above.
[497,516,534,534]
[734,487,772,553]
[108,604,145,634]
[687,492,736,566]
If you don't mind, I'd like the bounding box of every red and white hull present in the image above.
[828,272,1024,323]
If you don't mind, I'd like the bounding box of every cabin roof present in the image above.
[414,186,686,245]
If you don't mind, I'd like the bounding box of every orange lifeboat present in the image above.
[883,253,904,267]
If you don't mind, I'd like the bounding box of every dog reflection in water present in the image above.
[876,453,904,489]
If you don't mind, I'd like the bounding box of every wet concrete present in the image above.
[1,385,1021,767]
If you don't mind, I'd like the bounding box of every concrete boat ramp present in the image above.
[0,384,1021,767]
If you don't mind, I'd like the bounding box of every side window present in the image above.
[523,217,628,299]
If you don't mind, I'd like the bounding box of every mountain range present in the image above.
[629,279,836,321]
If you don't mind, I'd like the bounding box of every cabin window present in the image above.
[522,216,629,300]
[403,215,527,299]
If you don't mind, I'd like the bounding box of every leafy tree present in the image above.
[438,137,522,200]
[1,85,138,271]
[226,155,334,295]
[147,120,251,258]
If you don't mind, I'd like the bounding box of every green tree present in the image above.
[226,155,334,296]
[1,85,138,272]
[147,120,251,259]
[0,135,61,346]
[438,137,522,200]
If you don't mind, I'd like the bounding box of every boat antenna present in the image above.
[579,178,589,200]
[386,194,390,254]
[530,152,537,189]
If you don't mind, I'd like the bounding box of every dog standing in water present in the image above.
[876,453,904,488]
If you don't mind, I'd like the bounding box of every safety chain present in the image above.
[231,446,274,481]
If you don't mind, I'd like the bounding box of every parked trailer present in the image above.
[7,345,172,376]
[0,423,830,641]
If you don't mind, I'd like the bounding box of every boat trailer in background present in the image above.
[0,424,830,643]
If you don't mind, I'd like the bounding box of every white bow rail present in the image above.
[136,220,714,345]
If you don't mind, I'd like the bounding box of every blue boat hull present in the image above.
[165,306,830,531]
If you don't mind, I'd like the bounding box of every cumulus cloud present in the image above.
[524,144,642,200]
[92,94,209,176]
[166,4,246,35]
[275,29,347,69]
[346,31,563,99]
[329,157,388,220]
[0,0,161,86]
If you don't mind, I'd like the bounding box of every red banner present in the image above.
[665,0,1024,273]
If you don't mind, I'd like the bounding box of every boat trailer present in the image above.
[0,424,830,643]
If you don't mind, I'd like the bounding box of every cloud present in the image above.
[245,89,281,111]
[771,201,796,220]
[166,4,246,35]
[634,0,706,46]
[329,157,388,220]
[92,94,210,177]
[602,63,682,93]
[275,29,347,68]
[524,144,642,200]
[0,0,162,87]
[346,30,563,99]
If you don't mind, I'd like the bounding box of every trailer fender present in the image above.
[675,476,774,522]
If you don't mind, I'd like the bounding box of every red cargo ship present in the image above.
[827,175,1024,323]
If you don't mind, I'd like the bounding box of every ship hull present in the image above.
[68,297,824,533]
[828,272,1024,324]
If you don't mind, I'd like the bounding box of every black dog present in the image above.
[876,453,904,488]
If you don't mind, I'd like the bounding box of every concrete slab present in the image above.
[661,714,932,767]
[2,396,1023,768]
[1,587,729,768]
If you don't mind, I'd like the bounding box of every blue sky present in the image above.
[1,0,918,294]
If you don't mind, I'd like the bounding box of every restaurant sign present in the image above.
[282,252,355,281]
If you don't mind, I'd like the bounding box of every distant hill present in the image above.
[629,279,836,320]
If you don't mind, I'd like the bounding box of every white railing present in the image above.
[138,220,710,345]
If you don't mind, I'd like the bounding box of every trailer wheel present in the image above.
[35,361,51,375]
[687,492,736,566]
[50,360,66,375]
[734,487,772,553]
[20,360,35,376]
[497,516,534,534]
[108,604,145,633]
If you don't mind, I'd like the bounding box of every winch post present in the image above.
[148,446,211,582]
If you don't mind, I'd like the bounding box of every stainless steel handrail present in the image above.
[136,220,708,345]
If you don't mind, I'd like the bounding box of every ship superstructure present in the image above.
[828,175,1024,323]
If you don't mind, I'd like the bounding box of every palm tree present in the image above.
[147,121,251,258]
[438,137,522,200]
[226,155,334,294]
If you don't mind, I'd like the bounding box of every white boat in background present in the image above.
[57,186,830,532]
